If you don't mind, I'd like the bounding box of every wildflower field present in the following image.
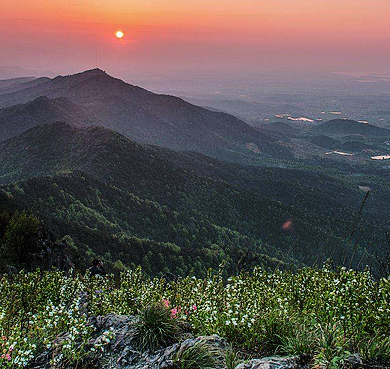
[0,266,390,367]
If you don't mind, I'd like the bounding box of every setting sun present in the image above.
[115,30,124,39]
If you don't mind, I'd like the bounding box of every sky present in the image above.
[1,0,389,75]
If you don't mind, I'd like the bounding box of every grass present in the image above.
[173,340,222,369]
[131,303,180,351]
[224,348,242,369]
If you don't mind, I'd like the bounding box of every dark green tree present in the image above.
[1,211,40,267]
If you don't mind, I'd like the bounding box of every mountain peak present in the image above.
[52,68,110,83]
[80,68,107,76]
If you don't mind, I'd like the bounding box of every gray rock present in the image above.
[28,314,138,369]
[344,353,363,367]
[235,356,309,369]
[27,222,74,272]
[128,334,227,369]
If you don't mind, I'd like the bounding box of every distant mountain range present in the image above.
[0,77,37,92]
[2,69,389,163]
[0,68,291,162]
[0,66,55,79]
[310,134,379,152]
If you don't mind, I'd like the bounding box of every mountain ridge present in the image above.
[0,96,99,141]
[0,69,291,162]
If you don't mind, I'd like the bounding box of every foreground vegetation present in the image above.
[0,265,389,367]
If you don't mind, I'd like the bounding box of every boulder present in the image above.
[130,335,228,369]
[235,356,310,369]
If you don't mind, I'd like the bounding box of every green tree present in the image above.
[1,211,40,266]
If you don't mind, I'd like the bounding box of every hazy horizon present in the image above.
[1,0,390,76]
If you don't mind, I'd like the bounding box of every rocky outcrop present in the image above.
[1,221,74,273]
[28,313,323,369]
[119,334,228,369]
[235,356,310,369]
[27,312,369,369]
[24,222,74,272]
[235,353,364,369]
[29,313,227,368]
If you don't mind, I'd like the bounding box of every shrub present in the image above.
[1,266,390,366]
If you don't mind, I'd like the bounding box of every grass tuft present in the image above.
[359,334,390,363]
[173,340,222,369]
[131,303,179,351]
[225,347,242,369]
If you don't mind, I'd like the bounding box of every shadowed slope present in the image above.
[0,69,291,162]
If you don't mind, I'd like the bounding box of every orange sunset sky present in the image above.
[1,0,389,74]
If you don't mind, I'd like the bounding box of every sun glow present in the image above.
[115,30,124,39]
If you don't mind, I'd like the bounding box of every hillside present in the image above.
[0,123,386,275]
[310,135,339,149]
[0,96,98,141]
[311,119,390,136]
[0,69,291,162]
[341,140,379,152]
[259,122,303,136]
[0,76,37,92]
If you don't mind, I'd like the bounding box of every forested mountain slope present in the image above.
[0,123,386,275]
[0,96,97,141]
